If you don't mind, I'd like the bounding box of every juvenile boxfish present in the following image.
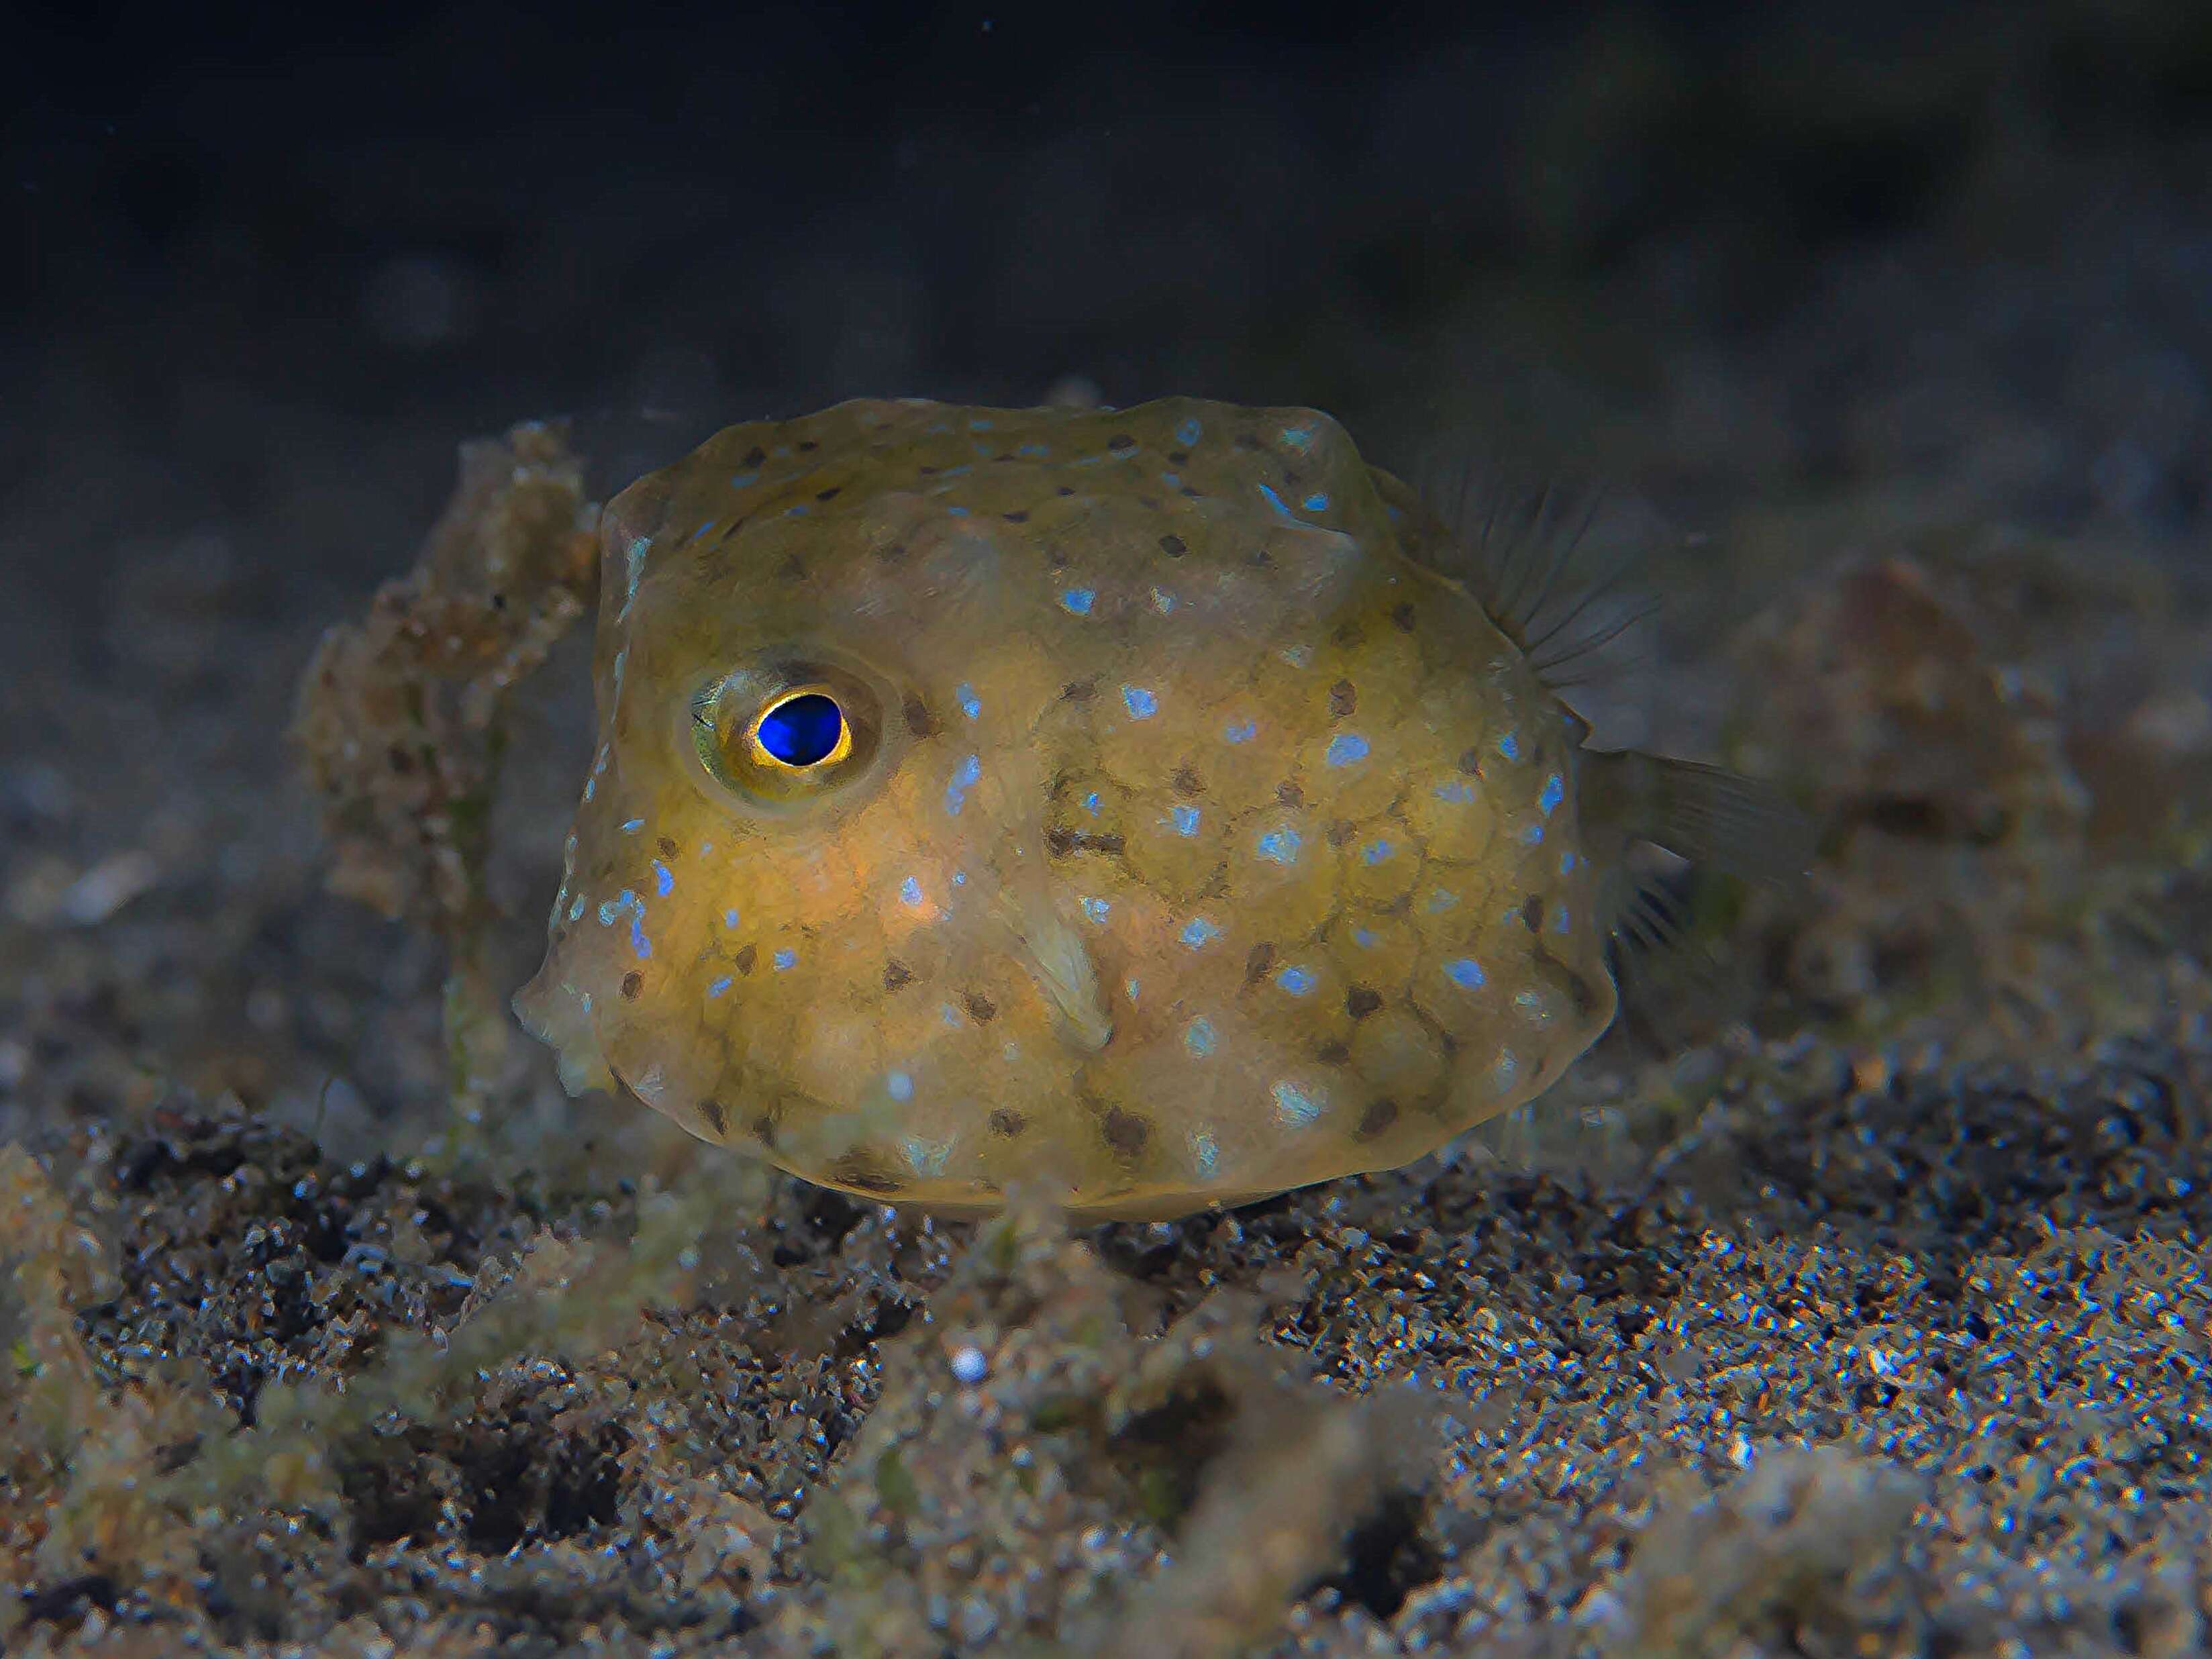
[515,397,1786,1218]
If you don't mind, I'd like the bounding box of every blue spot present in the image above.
[1185,1017,1217,1057]
[952,870,968,887]
[1125,976,1142,1002]
[1083,791,1102,815]
[1539,772,1564,816]
[621,818,646,834]
[597,891,639,926]
[1122,685,1159,720]
[943,1003,962,1025]
[1189,1128,1219,1176]
[1523,824,1546,845]
[1561,850,1578,873]
[1170,805,1201,836]
[945,754,982,815]
[968,417,993,431]
[1256,482,1298,520]
[583,777,596,801]
[1434,779,1477,804]
[1326,733,1370,768]
[772,948,797,971]
[729,470,758,489]
[957,682,982,719]
[1152,588,1176,613]
[1499,732,1521,762]
[708,976,733,998]
[1276,966,1316,996]
[1175,416,1203,446]
[1223,719,1258,744]
[1160,472,1181,489]
[1554,907,1572,934]
[1017,442,1050,458]
[652,861,674,897]
[784,503,810,517]
[1180,917,1221,949]
[1302,492,1329,512]
[723,909,742,929]
[1257,827,1301,865]
[1060,587,1096,615]
[629,914,652,960]
[939,464,973,478]
[1280,423,1316,450]
[887,1070,915,1101]
[1352,927,1380,949]
[1427,889,1460,912]
[567,895,585,922]
[945,505,970,517]
[1446,958,1487,990]
[624,536,649,607]
[1362,838,1393,865]
[900,876,924,907]
[1080,896,1111,923]
[1273,1080,1322,1124]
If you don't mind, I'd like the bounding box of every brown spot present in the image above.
[1391,602,1417,632]
[1355,1098,1400,1140]
[699,1097,729,1137]
[1328,678,1358,719]
[1108,433,1135,452]
[1137,495,1162,512]
[656,836,678,859]
[1171,766,1204,797]
[778,552,807,581]
[1060,677,1099,702]
[902,694,937,738]
[1047,547,1068,568]
[735,944,758,976]
[1326,818,1356,847]
[1347,985,1384,1019]
[387,745,414,774]
[1563,968,1603,1016]
[815,485,841,501]
[1001,509,1029,523]
[1276,781,1303,808]
[874,541,908,564]
[1101,1106,1150,1158]
[1248,548,1274,568]
[740,446,766,468]
[917,463,939,476]
[1234,433,1264,452]
[988,1109,1027,1138]
[1244,942,1276,985]
[1048,827,1126,856]
[797,439,819,452]
[1056,485,1075,497]
[962,991,998,1023]
[1316,1040,1350,1066]
[831,1152,902,1195]
[1521,895,1546,933]
[883,959,914,991]
[750,1114,777,1148]
[1158,532,1188,558]
[1458,749,1485,776]
[1167,450,1190,466]
[620,972,644,1001]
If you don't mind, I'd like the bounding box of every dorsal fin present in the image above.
[1371,457,1658,691]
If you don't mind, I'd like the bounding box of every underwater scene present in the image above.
[5,4,2211,1654]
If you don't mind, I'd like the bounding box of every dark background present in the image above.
[9,1,2210,608]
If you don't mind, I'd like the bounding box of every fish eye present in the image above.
[689,658,889,811]
[752,691,850,769]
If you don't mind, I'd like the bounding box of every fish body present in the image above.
[517,397,1631,1217]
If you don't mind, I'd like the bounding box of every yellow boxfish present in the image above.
[515,397,1788,1218]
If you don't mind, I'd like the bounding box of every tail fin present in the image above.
[1577,750,1813,887]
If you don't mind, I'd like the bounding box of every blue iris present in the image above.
[758,693,844,766]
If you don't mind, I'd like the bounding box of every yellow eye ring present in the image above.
[687,655,892,813]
